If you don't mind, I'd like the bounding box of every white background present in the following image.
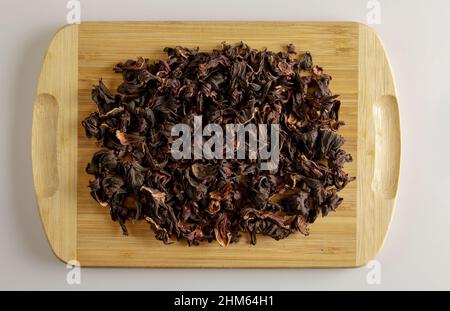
[0,0,449,290]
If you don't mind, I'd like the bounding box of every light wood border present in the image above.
[356,24,400,266]
[32,24,78,263]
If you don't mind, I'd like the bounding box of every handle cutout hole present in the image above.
[33,93,59,198]
[372,95,400,199]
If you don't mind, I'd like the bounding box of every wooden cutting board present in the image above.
[32,22,400,267]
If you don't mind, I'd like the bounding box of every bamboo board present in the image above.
[32,22,400,267]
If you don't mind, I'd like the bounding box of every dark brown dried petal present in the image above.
[214,213,231,247]
[82,42,354,246]
[300,51,313,71]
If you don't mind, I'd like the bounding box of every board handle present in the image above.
[356,23,401,266]
[32,24,78,263]
[372,95,400,199]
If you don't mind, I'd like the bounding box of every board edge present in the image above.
[356,23,401,267]
[32,24,79,264]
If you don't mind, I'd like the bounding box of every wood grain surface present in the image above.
[32,24,78,263]
[32,22,400,267]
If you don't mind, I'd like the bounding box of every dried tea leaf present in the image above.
[82,42,354,246]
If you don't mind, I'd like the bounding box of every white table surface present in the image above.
[1,0,449,290]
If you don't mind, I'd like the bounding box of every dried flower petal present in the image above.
[82,42,354,245]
